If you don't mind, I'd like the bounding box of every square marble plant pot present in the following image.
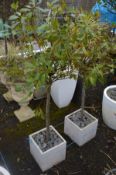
[29,125,66,172]
[64,109,98,146]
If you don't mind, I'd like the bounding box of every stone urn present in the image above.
[0,71,7,86]
[0,71,13,102]
[11,85,35,122]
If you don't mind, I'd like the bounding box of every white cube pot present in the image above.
[0,166,10,175]
[29,125,66,172]
[64,109,98,146]
[51,78,77,108]
[102,85,116,130]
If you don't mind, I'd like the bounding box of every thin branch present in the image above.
[84,106,101,109]
[100,150,116,166]
[68,171,81,175]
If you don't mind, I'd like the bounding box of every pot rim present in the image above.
[104,85,116,104]
[65,108,98,131]
[29,125,66,154]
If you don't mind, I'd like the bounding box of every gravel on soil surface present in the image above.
[107,88,116,101]
[32,127,63,152]
[69,110,95,128]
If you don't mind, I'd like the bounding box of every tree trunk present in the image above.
[4,36,8,57]
[81,82,86,118]
[45,85,51,143]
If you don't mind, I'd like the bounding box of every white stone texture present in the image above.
[51,78,77,108]
[29,125,66,172]
[64,109,98,146]
[102,85,116,130]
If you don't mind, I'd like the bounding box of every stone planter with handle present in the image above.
[0,71,13,102]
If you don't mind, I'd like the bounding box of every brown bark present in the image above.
[81,82,86,118]
[45,85,51,142]
[4,36,8,57]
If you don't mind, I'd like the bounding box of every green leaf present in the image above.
[11,1,19,10]
[20,8,30,13]
[52,19,59,29]
[37,7,49,13]
[51,0,59,5]
[9,15,18,21]
[89,76,96,86]
[37,23,49,34]
[35,108,45,120]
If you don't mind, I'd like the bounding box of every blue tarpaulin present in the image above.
[92,0,116,24]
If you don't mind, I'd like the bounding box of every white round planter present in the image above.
[102,85,116,130]
[0,166,10,175]
[51,78,77,108]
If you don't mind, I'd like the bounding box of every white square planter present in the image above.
[64,109,98,146]
[29,125,66,172]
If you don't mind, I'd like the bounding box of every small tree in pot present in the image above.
[64,11,113,146]
[25,3,80,171]
[10,0,78,171]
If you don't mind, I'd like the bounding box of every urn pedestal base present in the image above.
[3,90,13,102]
[14,106,35,122]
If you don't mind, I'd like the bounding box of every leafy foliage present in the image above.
[1,0,113,132]
[9,0,48,49]
[7,0,80,137]
[9,0,78,89]
[71,11,113,87]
